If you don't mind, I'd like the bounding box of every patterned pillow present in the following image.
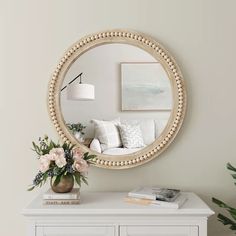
[91,118,122,151]
[118,124,145,148]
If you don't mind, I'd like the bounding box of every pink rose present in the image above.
[50,148,65,159]
[39,154,51,173]
[45,153,55,161]
[73,159,89,174]
[49,148,66,168]
[72,147,84,161]
[55,156,67,168]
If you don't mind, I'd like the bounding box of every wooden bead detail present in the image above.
[47,30,186,169]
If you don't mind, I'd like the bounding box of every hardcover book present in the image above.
[128,186,180,201]
[43,199,80,205]
[124,194,187,209]
[43,188,80,200]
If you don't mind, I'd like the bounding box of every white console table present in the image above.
[22,192,214,236]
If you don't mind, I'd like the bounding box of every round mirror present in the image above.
[48,30,186,169]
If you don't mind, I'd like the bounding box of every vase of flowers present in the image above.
[28,135,95,193]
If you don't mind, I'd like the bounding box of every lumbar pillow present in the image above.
[91,118,122,151]
[118,124,145,148]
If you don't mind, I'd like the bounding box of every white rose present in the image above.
[39,155,51,173]
[49,148,67,168]
[55,156,67,168]
[50,148,65,160]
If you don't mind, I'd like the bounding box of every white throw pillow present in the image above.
[91,118,122,151]
[89,138,102,153]
[122,119,155,145]
[118,124,145,148]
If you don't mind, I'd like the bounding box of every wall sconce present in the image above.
[61,73,95,101]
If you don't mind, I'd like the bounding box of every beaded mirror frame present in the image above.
[48,29,187,169]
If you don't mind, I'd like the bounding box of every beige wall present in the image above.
[1,0,236,235]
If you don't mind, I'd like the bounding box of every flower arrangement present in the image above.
[28,135,95,191]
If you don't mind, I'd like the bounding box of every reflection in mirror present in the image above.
[60,43,172,156]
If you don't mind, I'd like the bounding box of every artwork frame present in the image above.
[121,62,172,111]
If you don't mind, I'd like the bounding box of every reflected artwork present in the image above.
[121,63,172,110]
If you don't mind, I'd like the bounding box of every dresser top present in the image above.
[22,191,214,217]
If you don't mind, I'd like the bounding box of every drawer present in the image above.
[120,225,198,236]
[36,226,115,236]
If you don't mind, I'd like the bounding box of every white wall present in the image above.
[1,0,236,235]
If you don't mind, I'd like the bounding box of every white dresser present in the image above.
[22,192,214,236]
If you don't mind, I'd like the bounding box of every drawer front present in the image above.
[36,226,115,236]
[120,226,198,236]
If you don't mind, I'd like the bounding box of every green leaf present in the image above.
[74,173,81,186]
[49,140,54,149]
[83,152,89,159]
[32,142,41,155]
[229,209,236,221]
[53,175,62,186]
[218,213,236,231]
[27,186,35,191]
[81,175,88,185]
[213,198,236,221]
[231,174,236,180]
[88,155,96,160]
[212,198,235,211]
[227,163,236,172]
[42,172,48,185]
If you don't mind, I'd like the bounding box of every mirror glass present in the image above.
[60,43,173,156]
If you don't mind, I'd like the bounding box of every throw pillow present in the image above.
[122,119,155,145]
[89,138,102,153]
[118,124,145,148]
[91,118,122,151]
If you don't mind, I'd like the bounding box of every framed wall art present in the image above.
[121,62,172,111]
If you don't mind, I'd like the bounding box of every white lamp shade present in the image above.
[67,83,95,100]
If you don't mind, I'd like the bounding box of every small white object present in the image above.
[89,138,102,153]
[67,83,95,100]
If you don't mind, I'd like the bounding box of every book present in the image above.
[124,194,187,209]
[128,186,180,202]
[43,199,80,205]
[43,188,80,200]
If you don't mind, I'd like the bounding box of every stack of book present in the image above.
[43,188,80,205]
[124,186,187,209]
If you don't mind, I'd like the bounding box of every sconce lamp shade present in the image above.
[67,83,95,100]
